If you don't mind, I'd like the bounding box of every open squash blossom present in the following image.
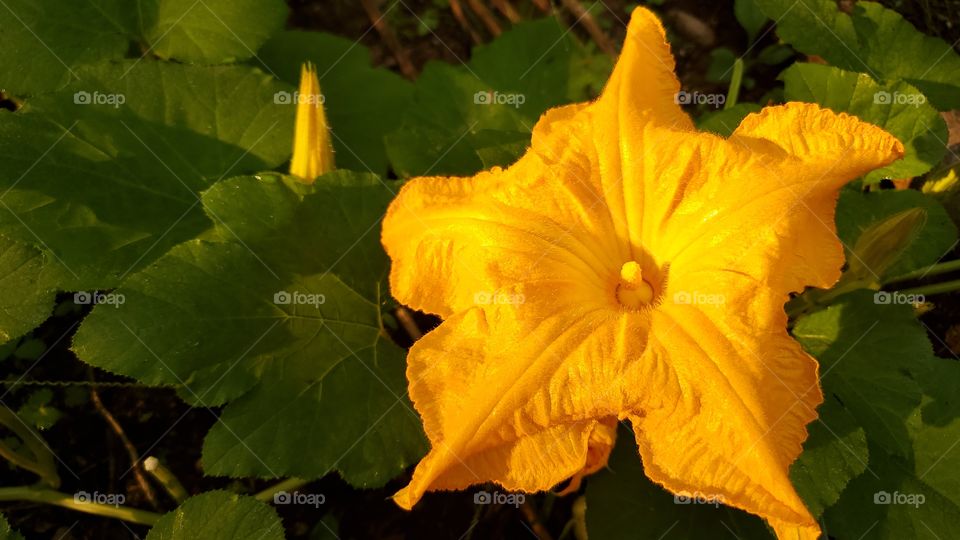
[382,7,903,539]
[290,62,335,182]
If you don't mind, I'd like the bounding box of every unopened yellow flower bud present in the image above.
[290,62,335,182]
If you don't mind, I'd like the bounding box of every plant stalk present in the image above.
[254,477,309,503]
[725,58,744,109]
[0,486,161,526]
[884,259,960,285]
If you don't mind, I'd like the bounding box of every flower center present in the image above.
[616,261,654,309]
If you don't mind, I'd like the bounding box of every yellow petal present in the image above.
[392,304,651,509]
[596,7,694,131]
[382,104,622,319]
[629,304,823,535]
[290,62,335,182]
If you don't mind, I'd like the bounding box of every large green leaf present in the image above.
[836,189,958,279]
[0,0,132,95]
[586,427,771,539]
[258,31,414,176]
[754,0,960,109]
[793,290,929,458]
[793,292,960,535]
[141,0,287,64]
[146,491,285,540]
[825,432,960,539]
[73,172,426,486]
[0,236,56,345]
[0,0,288,96]
[782,63,948,183]
[0,61,293,290]
[386,18,611,177]
[790,398,869,517]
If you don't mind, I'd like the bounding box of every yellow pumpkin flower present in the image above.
[382,7,903,539]
[290,62,335,181]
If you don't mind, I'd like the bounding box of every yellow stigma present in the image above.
[290,62,335,183]
[617,261,654,308]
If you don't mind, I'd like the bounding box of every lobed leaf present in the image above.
[73,172,426,486]
[146,491,285,540]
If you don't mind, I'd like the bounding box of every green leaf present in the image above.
[586,427,771,539]
[258,31,414,176]
[0,61,293,290]
[386,18,611,177]
[695,103,762,136]
[0,0,288,96]
[16,389,61,430]
[0,237,56,345]
[811,315,960,537]
[824,434,960,539]
[836,189,958,278]
[0,513,24,540]
[754,0,960,110]
[793,291,930,458]
[74,172,426,486]
[706,48,738,83]
[734,0,769,42]
[146,491,285,540]
[782,63,947,183]
[0,0,132,95]
[790,398,869,517]
[140,0,287,64]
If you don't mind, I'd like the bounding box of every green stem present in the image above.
[725,58,744,110]
[884,259,960,285]
[785,277,873,319]
[0,408,60,488]
[254,477,309,503]
[0,487,161,526]
[143,457,188,504]
[897,277,960,298]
